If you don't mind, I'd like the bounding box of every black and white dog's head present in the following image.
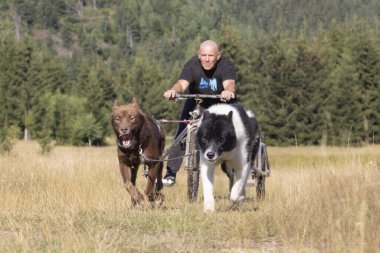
[197,110,237,163]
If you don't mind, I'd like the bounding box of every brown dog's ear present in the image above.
[131,97,138,105]
[113,100,120,108]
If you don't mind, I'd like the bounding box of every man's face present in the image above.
[198,46,221,70]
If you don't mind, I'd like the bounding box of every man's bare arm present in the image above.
[163,80,190,99]
[221,79,236,101]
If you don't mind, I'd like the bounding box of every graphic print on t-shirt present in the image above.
[199,77,218,91]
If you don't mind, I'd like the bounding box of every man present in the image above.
[162,40,237,186]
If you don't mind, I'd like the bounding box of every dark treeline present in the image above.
[0,0,379,147]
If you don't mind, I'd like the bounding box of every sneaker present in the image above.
[162,176,175,187]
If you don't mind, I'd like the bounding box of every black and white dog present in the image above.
[197,103,260,211]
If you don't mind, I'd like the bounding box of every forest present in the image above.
[0,0,379,148]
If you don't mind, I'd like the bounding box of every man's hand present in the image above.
[220,90,235,101]
[163,89,177,99]
[164,80,189,100]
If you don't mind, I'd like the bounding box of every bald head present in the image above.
[198,40,221,70]
[199,40,219,52]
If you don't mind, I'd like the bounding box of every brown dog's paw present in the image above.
[131,192,145,207]
[147,192,165,207]
[154,192,165,206]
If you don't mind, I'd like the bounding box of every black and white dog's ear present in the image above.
[203,111,210,119]
[227,111,233,120]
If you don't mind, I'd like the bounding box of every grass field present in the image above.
[1,141,379,252]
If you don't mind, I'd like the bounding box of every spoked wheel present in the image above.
[256,176,265,200]
[254,142,270,200]
[186,129,200,202]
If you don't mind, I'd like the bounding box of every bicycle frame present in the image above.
[160,94,219,161]
[255,141,270,177]
[159,94,220,201]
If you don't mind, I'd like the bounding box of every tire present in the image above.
[256,176,265,199]
[186,128,200,202]
[256,143,268,200]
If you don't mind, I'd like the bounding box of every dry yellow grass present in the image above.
[1,141,379,252]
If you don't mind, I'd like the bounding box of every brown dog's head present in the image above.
[111,98,144,149]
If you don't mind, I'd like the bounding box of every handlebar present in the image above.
[171,94,221,101]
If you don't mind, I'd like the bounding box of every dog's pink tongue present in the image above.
[123,140,131,148]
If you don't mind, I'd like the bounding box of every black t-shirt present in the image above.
[179,55,237,108]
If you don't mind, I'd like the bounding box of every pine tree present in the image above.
[72,113,103,146]
[0,35,27,132]
[350,32,380,144]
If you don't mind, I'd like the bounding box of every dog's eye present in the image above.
[115,117,120,122]
[218,138,225,144]
[130,116,135,121]
[202,137,208,143]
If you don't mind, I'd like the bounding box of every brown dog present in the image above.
[111,98,165,206]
